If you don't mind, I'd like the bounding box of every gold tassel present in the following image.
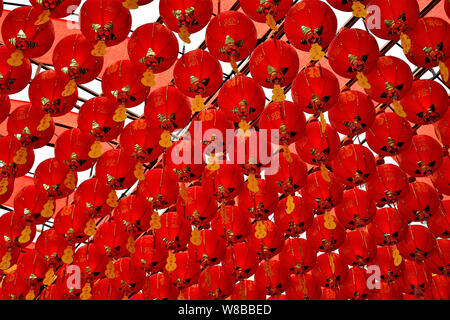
[393,100,407,118]
[400,33,412,55]
[356,72,371,89]
[230,56,239,74]
[309,43,325,61]
[439,60,449,82]
[320,163,331,183]
[324,211,336,230]
[286,195,295,214]
[178,25,191,44]
[272,84,286,102]
[319,112,327,133]
[34,10,51,26]
[192,94,205,112]
[265,14,278,31]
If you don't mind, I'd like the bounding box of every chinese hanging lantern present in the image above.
[173,49,223,112]
[92,220,129,261]
[159,0,213,43]
[163,250,201,290]
[188,229,227,268]
[7,103,55,149]
[176,185,217,228]
[14,185,55,225]
[28,70,78,117]
[367,207,407,246]
[53,205,90,244]
[328,28,379,83]
[435,107,450,147]
[131,235,167,274]
[430,156,450,196]
[102,60,150,109]
[154,211,192,252]
[95,149,138,190]
[334,188,377,230]
[231,280,266,300]
[363,56,413,116]
[397,134,444,177]
[405,17,450,82]
[249,39,299,102]
[198,266,235,300]
[240,0,293,31]
[339,267,371,300]
[327,0,370,16]
[1,270,37,300]
[201,163,244,202]
[222,243,259,281]
[372,246,404,283]
[301,171,343,215]
[366,164,409,206]
[365,112,413,156]
[312,252,348,289]
[141,273,177,300]
[0,135,35,178]
[0,175,14,204]
[30,0,80,18]
[285,0,337,61]
[34,158,78,199]
[91,278,122,300]
[211,206,252,245]
[79,0,132,56]
[74,178,118,220]
[306,213,346,252]
[52,34,104,85]
[0,94,10,124]
[16,250,49,291]
[119,118,162,163]
[248,219,285,260]
[425,239,450,276]
[338,230,377,266]
[287,273,322,300]
[128,22,179,87]
[400,261,432,298]
[0,46,32,95]
[112,194,152,236]
[237,178,279,220]
[427,201,450,239]
[371,281,403,300]
[205,11,257,73]
[330,144,376,187]
[217,75,265,127]
[397,225,437,264]
[279,238,317,274]
[274,196,314,237]
[430,275,450,300]
[177,284,208,300]
[328,90,376,136]
[255,259,291,297]
[164,139,205,183]
[397,181,440,223]
[0,211,36,250]
[35,229,74,265]
[136,168,179,209]
[1,6,55,58]
[54,128,97,172]
[110,257,146,299]
[77,96,124,142]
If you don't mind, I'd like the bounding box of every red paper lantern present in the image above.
[340,267,371,300]
[95,149,138,190]
[14,185,54,224]
[0,46,32,95]
[55,128,97,172]
[367,207,407,246]
[74,177,117,219]
[255,259,291,296]
[53,205,90,243]
[400,261,432,298]
[266,152,308,195]
[92,220,129,259]
[435,108,450,147]
[312,252,348,289]
[334,188,376,230]
[154,211,192,252]
[201,164,244,202]
[112,194,152,235]
[198,266,235,300]
[301,171,343,214]
[372,246,405,283]
[136,168,178,209]
[241,0,293,25]
[279,238,317,274]
[306,214,346,252]
[397,225,437,263]
[338,230,377,266]
[248,219,285,260]
[30,0,80,18]
[431,156,450,195]
[397,182,440,222]
[211,206,251,245]
[176,185,217,227]
[131,235,168,274]
[141,273,176,300]
[427,201,450,239]
[222,243,259,281]
[35,229,72,265]
[274,196,314,237]
[0,211,36,249]
[110,257,146,298]
[366,164,409,206]
[238,178,279,220]
[231,280,266,300]
[164,139,205,182]
[34,158,78,199]
[188,229,227,268]
[0,135,35,178]
[163,250,200,290]
[287,273,322,300]
[425,239,450,276]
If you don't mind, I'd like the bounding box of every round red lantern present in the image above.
[131,235,168,274]
[0,46,32,95]
[301,171,344,214]
[14,185,54,225]
[397,181,440,222]
[306,213,346,252]
[397,225,437,263]
[188,229,227,268]
[74,177,117,219]
[0,135,35,178]
[367,207,408,246]
[237,178,279,220]
[95,149,138,190]
[30,0,80,18]
[279,238,317,274]
[372,246,405,283]
[136,168,178,209]
[366,164,409,206]
[34,158,77,199]
[266,152,308,195]
[338,230,377,266]
[248,219,285,260]
[274,196,314,237]
[55,128,97,172]
[334,188,377,230]
[199,266,235,300]
[112,194,152,236]
[211,206,252,245]
[222,243,259,281]
[312,252,348,289]
[176,185,217,227]
[255,259,291,297]
[241,0,293,30]
[154,211,192,252]
[431,156,450,195]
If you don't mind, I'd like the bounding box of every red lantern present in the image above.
[0,46,32,95]
[279,238,317,274]
[1,6,55,58]
[430,275,450,300]
[334,188,376,230]
[176,185,217,227]
[92,220,129,259]
[397,225,437,263]
[159,0,213,43]
[154,211,192,252]
[128,23,178,75]
[0,135,35,178]
[91,278,122,300]
[306,214,346,252]
[326,0,369,13]
[328,28,379,79]
[366,112,413,156]
[259,100,307,146]
[34,158,77,199]
[163,250,201,290]
[217,75,265,125]
[141,273,176,300]
[427,201,450,239]
[291,66,340,114]
[238,178,279,220]
[30,0,80,18]
[77,96,124,142]
[7,103,55,149]
[400,261,432,298]
[112,195,152,235]
[53,205,90,243]
[205,11,257,70]
[188,229,227,268]
[400,79,449,125]
[14,185,54,225]
[425,239,450,276]
[312,252,348,289]
[231,280,266,300]
[136,168,178,209]
[73,243,109,280]
[95,149,138,190]
[29,70,78,117]
[397,134,444,177]
[199,266,235,300]
[301,171,343,214]
[338,230,377,266]
[164,139,205,182]
[52,34,104,85]
[222,243,259,281]
[248,219,285,260]
[201,164,244,202]
[435,108,450,147]
[211,206,251,245]
[340,267,371,300]
[0,211,36,249]
[0,270,36,300]
[285,0,337,60]
[79,0,131,51]
[371,281,403,300]
[266,152,307,196]
[372,246,405,283]
[74,177,117,219]
[397,182,440,222]
[330,144,376,187]
[255,259,291,297]
[0,94,10,124]
[35,229,72,265]
[131,235,167,274]
[365,0,420,41]
[110,257,146,298]
[328,90,376,136]
[431,156,450,195]
[366,164,409,205]
[274,196,314,237]
[368,207,407,246]
[55,128,97,172]
[241,0,293,29]
[102,60,150,109]
[16,250,48,287]
[287,273,322,300]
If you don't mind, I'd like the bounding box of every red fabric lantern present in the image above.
[110,257,146,298]
[74,177,117,219]
[0,135,35,178]
[0,211,36,249]
[112,194,152,235]
[334,188,376,230]
[400,261,432,298]
[312,252,348,289]
[367,207,407,246]
[326,0,369,12]
[366,164,409,206]
[201,164,244,202]
[238,178,279,220]
[366,112,413,156]
[30,0,80,18]
[0,270,36,300]
[279,238,317,274]
[301,171,343,214]
[141,273,176,300]
[338,230,377,266]
[91,278,122,300]
[291,66,340,114]
[77,96,124,142]
[16,250,48,287]
[217,75,265,125]
[52,34,104,85]
[397,134,444,177]
[400,79,449,125]
[397,182,440,222]
[371,281,403,300]
[430,275,450,300]
[205,11,257,68]
[397,225,437,263]
[102,60,150,108]
[95,149,138,190]
[34,158,77,199]
[2,6,55,58]
[163,250,200,290]
[154,211,191,252]
[159,0,213,43]
[427,201,450,239]
[92,220,129,259]
[328,28,379,79]
[199,266,235,300]
[176,185,217,227]
[255,259,291,297]
[266,152,308,195]
[14,185,54,225]
[287,273,322,300]
[35,229,72,265]
[340,267,371,300]
[274,196,314,237]
[55,128,97,172]
[435,108,450,147]
[306,214,346,252]
[211,206,251,245]
[425,239,450,276]
[372,246,405,283]
[330,144,376,187]
[431,156,450,195]
[132,235,168,274]
[73,242,109,280]
[222,243,259,281]
[248,219,285,260]
[188,229,226,268]
[136,168,178,209]
[7,103,55,149]
[0,46,32,95]
[164,139,205,182]
[53,205,90,243]
[0,94,11,124]
[328,90,376,136]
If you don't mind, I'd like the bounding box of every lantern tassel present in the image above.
[356,72,371,89]
[439,60,449,83]
[309,43,325,61]
[324,211,336,230]
[159,130,173,148]
[34,10,51,26]
[230,55,239,74]
[192,94,206,112]
[320,163,331,182]
[141,69,156,87]
[265,14,278,31]
[286,195,295,214]
[180,182,191,204]
[400,32,412,55]
[392,99,407,118]
[319,112,327,133]
[178,25,191,44]
[272,84,286,102]
[247,173,260,193]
